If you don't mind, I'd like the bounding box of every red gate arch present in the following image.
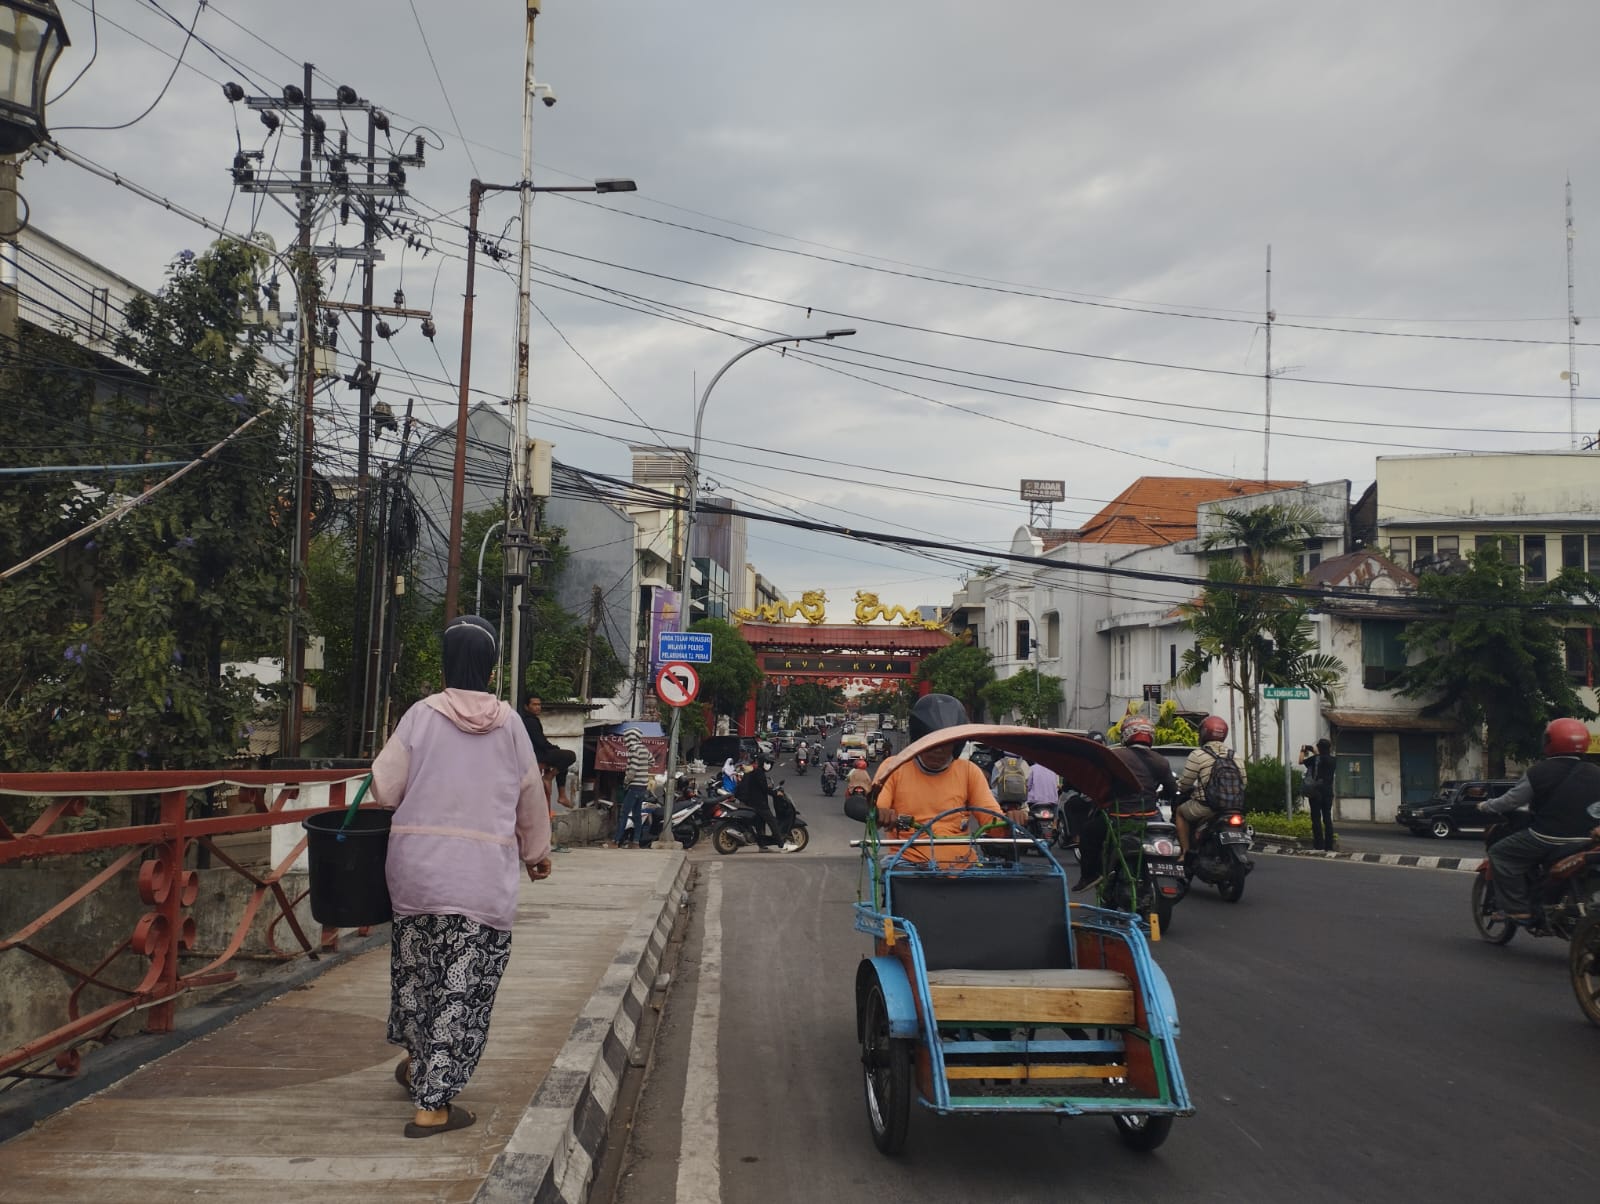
[734,622,952,734]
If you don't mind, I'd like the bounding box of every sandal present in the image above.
[404,1103,476,1138]
[394,1056,411,1091]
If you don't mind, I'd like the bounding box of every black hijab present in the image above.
[442,615,498,692]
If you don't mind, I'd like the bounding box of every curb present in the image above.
[475,850,692,1204]
[1251,838,1481,875]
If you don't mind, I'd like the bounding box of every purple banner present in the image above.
[648,587,681,673]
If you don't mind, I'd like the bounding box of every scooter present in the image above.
[1185,808,1253,902]
[821,763,840,797]
[795,746,810,776]
[1025,795,1061,850]
[1099,810,1186,935]
[709,782,810,855]
[1472,807,1600,945]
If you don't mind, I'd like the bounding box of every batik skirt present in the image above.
[387,912,513,1110]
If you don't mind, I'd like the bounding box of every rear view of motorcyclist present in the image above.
[1075,715,1176,891]
[1174,715,1246,858]
[1478,717,1600,924]
[847,758,872,795]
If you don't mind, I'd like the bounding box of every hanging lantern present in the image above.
[0,1,68,154]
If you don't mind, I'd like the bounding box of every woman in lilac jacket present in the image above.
[370,615,551,1137]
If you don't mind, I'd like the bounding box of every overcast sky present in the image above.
[26,1,1600,618]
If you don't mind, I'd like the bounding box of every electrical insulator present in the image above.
[376,321,394,340]
[222,82,245,103]
[393,288,405,307]
[420,318,436,340]
[336,85,358,105]
[260,110,279,133]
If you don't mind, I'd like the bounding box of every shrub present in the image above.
[1246,810,1315,841]
[1242,756,1304,816]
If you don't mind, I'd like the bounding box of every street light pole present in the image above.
[661,328,855,792]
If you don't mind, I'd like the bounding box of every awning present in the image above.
[1323,709,1460,733]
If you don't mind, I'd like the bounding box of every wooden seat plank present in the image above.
[927,968,1135,1027]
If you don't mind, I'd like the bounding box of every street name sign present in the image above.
[656,631,713,664]
[655,662,700,708]
[1263,685,1310,700]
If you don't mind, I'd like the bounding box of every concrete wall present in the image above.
[1377,451,1600,523]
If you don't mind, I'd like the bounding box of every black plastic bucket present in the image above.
[303,808,393,927]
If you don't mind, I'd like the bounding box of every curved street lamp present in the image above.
[662,328,856,790]
[0,1,69,154]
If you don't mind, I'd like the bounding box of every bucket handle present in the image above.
[337,775,374,839]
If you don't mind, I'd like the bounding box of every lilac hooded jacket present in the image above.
[369,688,550,931]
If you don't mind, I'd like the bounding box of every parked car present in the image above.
[1396,779,1519,838]
[881,717,896,731]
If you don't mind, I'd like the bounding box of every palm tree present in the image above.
[1178,503,1343,757]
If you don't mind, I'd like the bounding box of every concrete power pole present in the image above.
[1263,243,1273,482]
[507,1,541,707]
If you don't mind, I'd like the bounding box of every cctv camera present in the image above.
[533,82,557,108]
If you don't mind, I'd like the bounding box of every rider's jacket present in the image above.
[847,768,872,792]
[1174,741,1246,807]
[1484,756,1600,839]
[736,765,772,806]
[1112,745,1178,814]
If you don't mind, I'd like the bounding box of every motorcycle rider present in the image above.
[846,757,873,796]
[736,753,796,853]
[844,694,1021,866]
[1074,714,1178,892]
[1173,715,1247,859]
[1477,717,1600,924]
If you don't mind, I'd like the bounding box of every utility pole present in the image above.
[1263,243,1273,482]
[0,157,17,353]
[284,62,315,759]
[579,583,603,700]
[507,1,541,709]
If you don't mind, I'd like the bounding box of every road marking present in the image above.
[676,861,721,1204]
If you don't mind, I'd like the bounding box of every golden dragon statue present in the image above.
[852,591,946,630]
[732,589,828,625]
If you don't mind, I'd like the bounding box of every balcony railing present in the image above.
[0,768,369,1081]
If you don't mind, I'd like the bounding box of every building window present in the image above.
[1015,619,1031,661]
[1389,537,1412,568]
[1564,628,1595,687]
[1564,534,1586,571]
[1170,643,1178,680]
[1475,534,1519,566]
[1415,535,1434,561]
[1043,611,1060,658]
[1361,619,1408,689]
[1589,534,1600,571]
[1437,535,1459,557]
[1524,535,1547,582]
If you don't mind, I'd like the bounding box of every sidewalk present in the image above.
[0,848,690,1204]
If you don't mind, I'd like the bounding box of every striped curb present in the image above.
[475,851,692,1204]
[1251,838,1482,874]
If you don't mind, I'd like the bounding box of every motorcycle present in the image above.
[1472,809,1600,945]
[709,782,810,855]
[1570,802,1600,1028]
[821,763,839,797]
[1184,807,1253,903]
[1097,803,1185,934]
[1025,795,1061,850]
[795,746,810,776]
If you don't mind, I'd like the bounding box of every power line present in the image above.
[404,0,481,179]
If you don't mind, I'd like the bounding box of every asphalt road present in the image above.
[612,755,1600,1204]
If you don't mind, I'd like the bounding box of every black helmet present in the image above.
[909,693,968,743]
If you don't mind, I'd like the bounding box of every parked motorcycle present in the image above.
[1185,807,1253,903]
[821,763,839,797]
[709,782,810,855]
[1473,810,1600,945]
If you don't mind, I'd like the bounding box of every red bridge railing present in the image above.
[0,768,368,1080]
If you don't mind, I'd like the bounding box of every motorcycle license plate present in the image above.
[1148,861,1183,876]
[1218,831,1250,845]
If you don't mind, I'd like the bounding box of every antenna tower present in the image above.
[1568,176,1580,448]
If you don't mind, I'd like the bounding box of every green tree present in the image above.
[1177,503,1341,758]
[692,618,763,722]
[1108,699,1197,746]
[780,682,845,726]
[856,681,914,721]
[0,242,292,771]
[1386,543,1599,772]
[916,641,995,719]
[981,668,1063,727]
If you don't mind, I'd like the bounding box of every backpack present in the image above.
[995,757,1029,804]
[1205,751,1247,813]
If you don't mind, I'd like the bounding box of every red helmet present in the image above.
[1198,715,1229,745]
[1544,717,1590,756]
[1120,714,1155,746]
[855,759,868,770]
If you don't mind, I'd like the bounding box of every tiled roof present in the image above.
[1302,549,1417,591]
[1067,477,1306,546]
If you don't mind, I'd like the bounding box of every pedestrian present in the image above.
[369,615,552,1138]
[1306,737,1337,850]
[612,728,653,847]
[521,693,577,809]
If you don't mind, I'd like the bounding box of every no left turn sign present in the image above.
[655,661,700,708]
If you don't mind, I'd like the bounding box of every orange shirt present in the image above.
[877,757,1006,865]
